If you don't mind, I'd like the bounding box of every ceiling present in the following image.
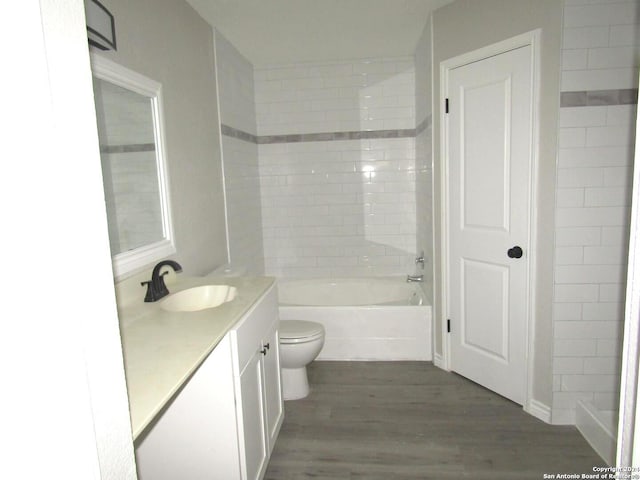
[186,0,453,66]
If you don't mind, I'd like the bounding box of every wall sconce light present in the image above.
[85,0,116,51]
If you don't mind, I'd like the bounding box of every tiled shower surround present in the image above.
[552,0,639,424]
[255,58,418,278]
[215,36,420,279]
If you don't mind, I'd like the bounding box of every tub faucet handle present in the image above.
[415,252,425,269]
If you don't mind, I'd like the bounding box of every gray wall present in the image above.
[415,18,434,303]
[432,0,563,408]
[214,31,265,275]
[95,0,227,275]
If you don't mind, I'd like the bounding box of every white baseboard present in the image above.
[433,352,445,369]
[526,398,551,424]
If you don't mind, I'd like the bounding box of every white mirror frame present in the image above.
[90,54,175,279]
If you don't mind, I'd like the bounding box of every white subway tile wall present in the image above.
[561,1,640,91]
[255,58,415,136]
[255,58,417,278]
[215,31,265,274]
[551,0,639,425]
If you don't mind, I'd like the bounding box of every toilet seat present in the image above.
[279,320,324,344]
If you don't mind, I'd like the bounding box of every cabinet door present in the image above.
[238,349,268,480]
[262,324,283,453]
[135,335,240,480]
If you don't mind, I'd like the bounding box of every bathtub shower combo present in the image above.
[278,277,432,361]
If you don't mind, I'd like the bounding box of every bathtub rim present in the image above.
[277,276,431,307]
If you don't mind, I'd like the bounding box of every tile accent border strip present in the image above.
[100,143,155,154]
[258,128,416,144]
[220,123,258,144]
[222,88,635,146]
[560,88,638,108]
[415,115,432,136]
[221,119,432,145]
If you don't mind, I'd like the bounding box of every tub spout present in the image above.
[406,274,423,283]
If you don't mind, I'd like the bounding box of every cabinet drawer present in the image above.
[231,284,278,374]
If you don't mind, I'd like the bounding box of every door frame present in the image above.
[616,72,640,467]
[438,29,544,419]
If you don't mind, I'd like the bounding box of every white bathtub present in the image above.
[278,278,432,361]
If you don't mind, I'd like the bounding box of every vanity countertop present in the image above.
[117,275,275,439]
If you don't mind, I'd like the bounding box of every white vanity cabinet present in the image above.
[230,284,284,480]
[135,284,283,480]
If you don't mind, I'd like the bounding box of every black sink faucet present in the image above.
[141,260,183,302]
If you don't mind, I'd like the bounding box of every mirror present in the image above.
[90,54,174,278]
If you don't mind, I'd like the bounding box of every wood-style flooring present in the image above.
[265,362,603,480]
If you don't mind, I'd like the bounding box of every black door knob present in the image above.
[507,246,523,259]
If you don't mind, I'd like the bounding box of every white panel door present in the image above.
[447,45,532,405]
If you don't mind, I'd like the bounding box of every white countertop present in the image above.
[116,275,275,439]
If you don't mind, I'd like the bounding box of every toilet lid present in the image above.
[279,320,324,340]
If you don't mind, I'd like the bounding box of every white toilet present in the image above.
[278,320,325,400]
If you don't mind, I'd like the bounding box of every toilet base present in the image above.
[281,366,310,400]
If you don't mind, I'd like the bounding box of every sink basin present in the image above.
[160,285,237,312]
